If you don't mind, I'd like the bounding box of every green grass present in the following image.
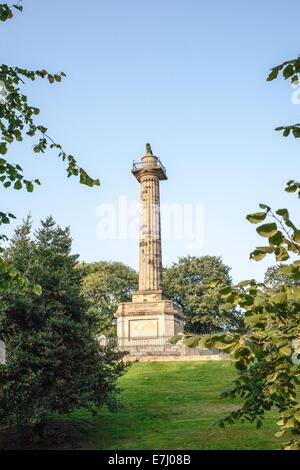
[66,361,283,450]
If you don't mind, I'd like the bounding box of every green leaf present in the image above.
[26,181,34,193]
[275,246,289,261]
[279,346,292,357]
[14,180,22,190]
[267,372,278,383]
[283,64,294,79]
[219,286,232,295]
[169,334,183,344]
[285,183,298,193]
[267,68,279,81]
[270,292,287,304]
[250,248,271,261]
[293,127,300,138]
[276,208,289,221]
[287,287,300,301]
[219,302,235,311]
[269,231,285,246]
[184,336,199,348]
[37,126,47,134]
[254,296,266,307]
[259,203,271,212]
[0,142,7,155]
[8,268,18,278]
[293,230,300,243]
[257,246,274,254]
[292,75,299,84]
[13,5,23,12]
[246,212,267,224]
[237,279,256,287]
[32,284,42,296]
[256,223,277,238]
[286,219,297,230]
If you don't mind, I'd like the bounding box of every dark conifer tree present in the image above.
[0,216,126,434]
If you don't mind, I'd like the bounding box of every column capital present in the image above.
[132,145,167,182]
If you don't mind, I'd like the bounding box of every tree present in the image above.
[0,2,99,291]
[3,213,33,273]
[0,216,126,435]
[264,264,300,288]
[79,261,138,336]
[163,256,243,333]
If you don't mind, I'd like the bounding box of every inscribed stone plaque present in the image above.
[129,319,158,338]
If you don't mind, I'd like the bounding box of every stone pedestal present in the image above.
[116,290,185,339]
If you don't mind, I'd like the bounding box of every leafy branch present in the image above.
[0,2,23,22]
[0,2,100,293]
[246,203,300,262]
[0,64,100,194]
[268,55,300,139]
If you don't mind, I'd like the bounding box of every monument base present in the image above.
[115,290,185,340]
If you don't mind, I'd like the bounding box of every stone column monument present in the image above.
[115,144,185,341]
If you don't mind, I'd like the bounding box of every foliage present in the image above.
[3,213,33,272]
[0,2,99,291]
[204,270,300,449]
[163,255,243,333]
[0,213,40,295]
[203,199,300,449]
[0,216,126,431]
[78,261,138,336]
[264,264,300,288]
[267,54,300,140]
[0,2,22,22]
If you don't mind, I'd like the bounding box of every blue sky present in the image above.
[2,0,300,282]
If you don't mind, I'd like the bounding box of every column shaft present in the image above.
[139,174,162,290]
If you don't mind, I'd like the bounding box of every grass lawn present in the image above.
[65,360,283,450]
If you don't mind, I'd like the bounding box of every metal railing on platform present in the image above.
[97,334,224,356]
[132,159,167,175]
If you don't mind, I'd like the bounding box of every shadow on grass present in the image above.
[0,419,94,450]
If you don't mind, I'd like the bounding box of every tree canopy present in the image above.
[163,255,243,333]
[79,261,138,336]
[264,264,300,288]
